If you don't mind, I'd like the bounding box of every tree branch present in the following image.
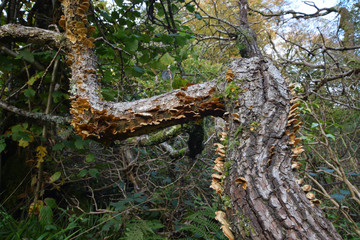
[0,24,66,48]
[249,5,337,20]
[0,100,70,124]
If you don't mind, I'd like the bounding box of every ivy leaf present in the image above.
[89,168,99,178]
[74,138,85,149]
[85,154,95,163]
[49,171,61,183]
[19,138,30,148]
[52,142,64,151]
[160,53,174,65]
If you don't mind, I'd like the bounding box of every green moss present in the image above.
[237,214,255,237]
[224,160,231,177]
[222,195,232,209]
[225,82,244,100]
[234,126,243,137]
[178,148,186,155]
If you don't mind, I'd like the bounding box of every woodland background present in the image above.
[0,0,359,239]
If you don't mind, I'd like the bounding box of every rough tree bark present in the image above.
[0,0,342,239]
[217,58,342,239]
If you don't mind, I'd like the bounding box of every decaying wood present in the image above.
[60,0,224,143]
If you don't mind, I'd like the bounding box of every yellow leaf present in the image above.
[49,171,61,183]
[18,138,30,148]
[36,145,47,160]
[29,200,44,215]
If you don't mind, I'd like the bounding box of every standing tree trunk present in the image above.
[214,1,342,239]
[219,57,341,239]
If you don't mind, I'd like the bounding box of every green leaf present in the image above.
[89,168,99,178]
[330,193,345,202]
[0,138,6,154]
[186,4,195,12]
[325,133,335,141]
[110,201,127,211]
[172,77,187,89]
[27,71,44,85]
[53,142,64,151]
[125,39,139,52]
[24,88,35,98]
[44,224,57,231]
[11,124,31,142]
[174,35,187,46]
[160,53,174,65]
[74,138,85,149]
[85,154,95,163]
[39,206,53,225]
[133,66,145,74]
[49,171,61,183]
[101,88,116,100]
[115,0,124,7]
[52,91,64,103]
[44,198,57,209]
[311,122,319,128]
[78,169,88,178]
[340,189,350,195]
[195,12,202,20]
[17,49,34,63]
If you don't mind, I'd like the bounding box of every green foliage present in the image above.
[0,204,83,240]
[179,206,226,240]
[123,219,164,240]
[224,82,244,99]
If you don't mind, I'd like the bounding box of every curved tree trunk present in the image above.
[220,57,341,239]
